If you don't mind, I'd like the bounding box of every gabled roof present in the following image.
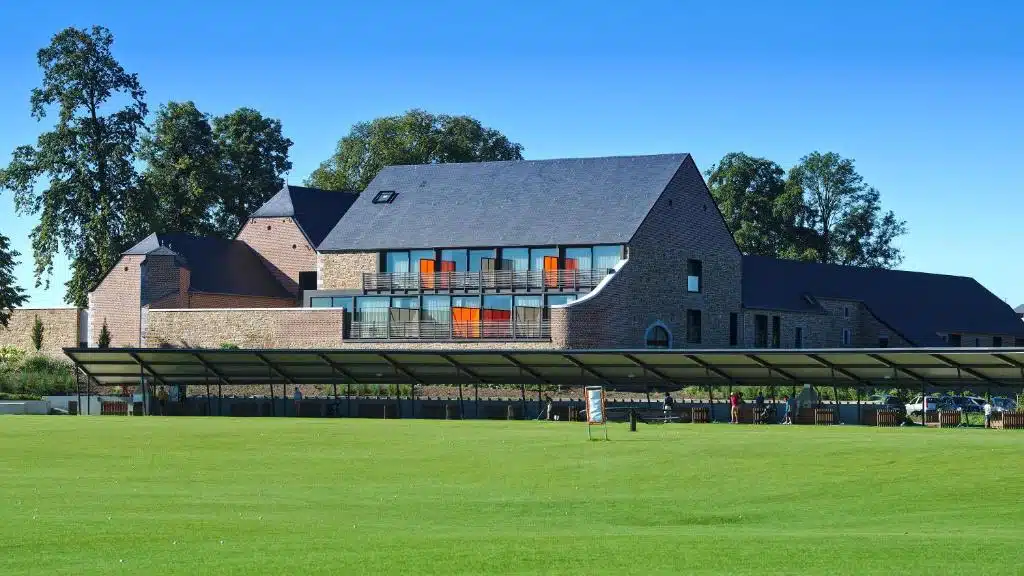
[743,255,1024,346]
[318,154,690,251]
[1016,304,1024,317]
[250,185,358,246]
[124,233,292,299]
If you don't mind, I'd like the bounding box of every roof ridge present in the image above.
[376,152,690,171]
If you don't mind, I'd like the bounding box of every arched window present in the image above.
[645,323,671,349]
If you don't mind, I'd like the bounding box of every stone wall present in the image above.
[145,308,346,348]
[318,252,379,290]
[741,300,913,349]
[560,155,743,348]
[89,255,143,347]
[236,217,316,296]
[0,308,81,357]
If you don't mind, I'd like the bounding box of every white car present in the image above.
[905,395,950,416]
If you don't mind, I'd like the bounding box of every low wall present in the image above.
[0,401,50,415]
[0,308,81,357]
[145,307,345,348]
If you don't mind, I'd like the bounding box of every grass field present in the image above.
[1,418,1023,575]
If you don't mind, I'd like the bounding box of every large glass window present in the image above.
[530,248,558,271]
[333,297,354,311]
[355,297,389,338]
[502,248,529,271]
[564,247,593,270]
[452,296,481,338]
[384,251,410,273]
[547,294,578,307]
[421,296,450,323]
[409,250,435,271]
[593,245,623,270]
[482,295,512,337]
[310,297,332,308]
[311,296,353,310]
[468,249,496,272]
[687,259,702,292]
[440,249,468,272]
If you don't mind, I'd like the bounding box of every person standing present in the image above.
[293,386,303,417]
[544,394,554,420]
[782,395,792,424]
[663,391,674,419]
[730,391,740,424]
[755,391,765,424]
[984,399,993,428]
[157,386,168,416]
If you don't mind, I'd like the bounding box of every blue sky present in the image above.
[1,0,1022,307]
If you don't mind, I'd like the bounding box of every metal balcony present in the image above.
[349,320,551,340]
[361,269,611,293]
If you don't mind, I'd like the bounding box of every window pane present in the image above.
[355,297,389,323]
[483,296,512,336]
[332,297,354,311]
[385,251,410,273]
[391,297,418,309]
[547,294,578,306]
[422,296,450,323]
[452,296,480,309]
[514,296,543,323]
[593,245,623,270]
[502,248,529,271]
[565,247,593,270]
[441,249,468,271]
[530,248,557,271]
[310,297,332,308]
[687,259,702,292]
[409,250,434,271]
[468,249,496,272]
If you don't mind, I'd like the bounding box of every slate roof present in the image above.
[124,233,292,299]
[251,185,359,246]
[1015,304,1024,316]
[742,255,1024,346]
[317,154,690,251]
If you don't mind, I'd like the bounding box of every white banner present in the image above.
[586,386,604,424]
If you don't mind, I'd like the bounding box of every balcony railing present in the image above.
[362,269,611,293]
[349,320,551,340]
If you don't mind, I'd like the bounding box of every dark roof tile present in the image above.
[743,255,1024,345]
[125,233,291,299]
[318,154,689,251]
[251,185,358,246]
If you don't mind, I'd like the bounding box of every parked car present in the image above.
[905,395,952,416]
[866,394,905,411]
[944,396,984,413]
[991,397,1018,413]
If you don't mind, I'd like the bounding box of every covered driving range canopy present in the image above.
[64,347,1024,390]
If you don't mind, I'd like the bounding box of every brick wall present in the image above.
[0,308,81,357]
[236,217,316,295]
[741,300,913,349]
[146,308,346,348]
[141,254,187,308]
[319,252,379,290]
[560,155,743,348]
[89,255,143,347]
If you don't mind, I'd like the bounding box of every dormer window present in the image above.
[372,190,397,204]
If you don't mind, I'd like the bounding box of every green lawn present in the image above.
[1,418,1022,575]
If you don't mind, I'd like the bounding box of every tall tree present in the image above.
[307,109,524,191]
[0,232,28,327]
[139,101,220,236]
[210,108,292,235]
[787,151,907,268]
[0,26,148,306]
[705,153,806,259]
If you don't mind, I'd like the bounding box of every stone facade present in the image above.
[89,255,144,347]
[560,156,743,348]
[184,293,295,309]
[145,308,346,348]
[741,301,913,349]
[236,217,316,296]
[0,308,82,357]
[318,252,379,290]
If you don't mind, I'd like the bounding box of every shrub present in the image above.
[31,315,44,351]
[219,343,239,350]
[98,320,111,348]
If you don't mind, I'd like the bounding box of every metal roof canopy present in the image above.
[64,347,1024,390]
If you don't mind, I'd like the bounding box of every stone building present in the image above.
[7,153,1023,353]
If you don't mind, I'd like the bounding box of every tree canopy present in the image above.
[307,109,524,191]
[0,26,149,306]
[707,151,906,268]
[140,103,292,237]
[0,232,28,327]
